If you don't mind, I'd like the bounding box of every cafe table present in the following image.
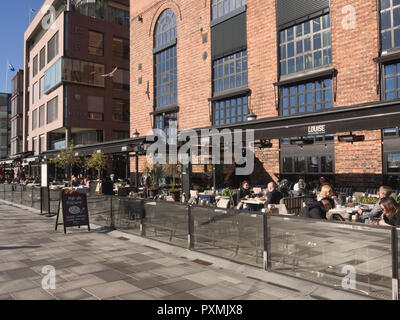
[241,198,266,211]
[328,204,374,221]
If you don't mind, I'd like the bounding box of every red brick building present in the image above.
[130,0,400,191]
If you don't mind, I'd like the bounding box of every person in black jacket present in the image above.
[299,197,335,220]
[378,197,400,227]
[266,182,283,205]
[236,181,252,210]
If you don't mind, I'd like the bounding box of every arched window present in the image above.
[154,9,177,108]
[154,9,178,138]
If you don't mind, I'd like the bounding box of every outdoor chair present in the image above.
[280,195,315,215]
[216,198,231,208]
[165,195,175,202]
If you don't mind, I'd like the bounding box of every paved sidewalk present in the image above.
[0,201,371,300]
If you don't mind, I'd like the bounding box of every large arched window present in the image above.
[154,9,178,138]
[154,9,177,108]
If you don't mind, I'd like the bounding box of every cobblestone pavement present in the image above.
[0,202,371,300]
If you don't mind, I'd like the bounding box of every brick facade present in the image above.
[130,0,394,189]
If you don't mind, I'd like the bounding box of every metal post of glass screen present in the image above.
[187,204,194,250]
[263,212,271,271]
[110,195,115,230]
[392,227,399,300]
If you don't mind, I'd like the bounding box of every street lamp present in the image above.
[133,129,140,138]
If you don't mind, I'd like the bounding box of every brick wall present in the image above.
[334,130,383,189]
[331,0,380,107]
[131,0,387,187]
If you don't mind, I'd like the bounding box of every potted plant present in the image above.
[163,163,182,201]
[85,151,107,194]
[221,188,237,207]
[49,143,81,188]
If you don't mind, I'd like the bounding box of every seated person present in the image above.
[293,177,307,196]
[71,175,80,187]
[236,180,252,210]
[378,197,400,227]
[358,186,392,221]
[83,178,91,188]
[266,182,283,205]
[317,184,337,201]
[299,197,335,220]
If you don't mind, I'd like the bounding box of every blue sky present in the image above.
[0,0,44,93]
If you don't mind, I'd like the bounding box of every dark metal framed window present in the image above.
[213,96,248,125]
[213,50,247,94]
[211,0,246,20]
[108,5,129,26]
[380,0,400,51]
[383,62,400,100]
[112,99,129,122]
[33,55,38,78]
[280,78,332,116]
[155,112,178,143]
[386,153,400,173]
[279,13,331,76]
[88,31,104,56]
[281,154,334,174]
[383,127,400,137]
[154,9,177,109]
[155,46,177,107]
[112,37,129,60]
[47,32,59,64]
[40,47,46,71]
[154,9,177,50]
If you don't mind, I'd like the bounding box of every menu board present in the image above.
[56,189,90,234]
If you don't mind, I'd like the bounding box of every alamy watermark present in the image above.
[41,265,56,290]
[145,127,255,176]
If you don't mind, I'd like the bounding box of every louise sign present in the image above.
[307,125,326,135]
[55,189,90,234]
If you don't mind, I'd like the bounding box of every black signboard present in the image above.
[55,189,90,234]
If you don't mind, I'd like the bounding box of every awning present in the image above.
[22,157,39,166]
[41,137,147,158]
[194,99,400,140]
[0,160,13,165]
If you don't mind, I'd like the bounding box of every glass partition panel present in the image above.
[32,187,41,210]
[192,207,264,267]
[4,184,12,202]
[143,201,188,248]
[268,215,393,299]
[113,198,143,235]
[49,189,61,215]
[87,193,111,228]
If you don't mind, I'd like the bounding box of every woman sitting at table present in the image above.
[378,197,400,227]
[317,184,337,201]
[236,180,252,210]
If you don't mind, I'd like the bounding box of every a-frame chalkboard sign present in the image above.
[55,189,90,234]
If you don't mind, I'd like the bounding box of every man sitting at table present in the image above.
[236,180,252,210]
[266,182,283,205]
[299,197,335,220]
[358,185,392,222]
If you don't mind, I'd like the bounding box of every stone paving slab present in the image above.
[0,202,374,300]
[83,280,141,299]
